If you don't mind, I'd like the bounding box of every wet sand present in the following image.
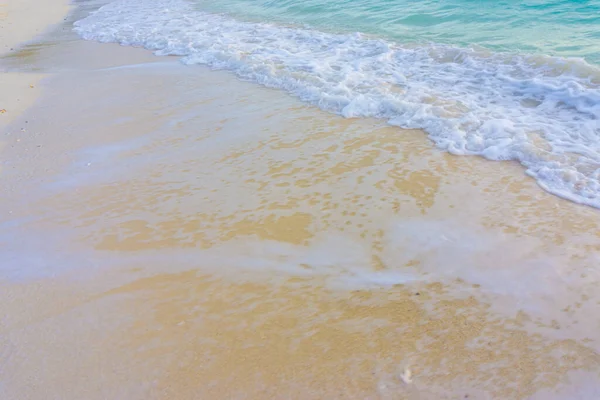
[2,3,600,400]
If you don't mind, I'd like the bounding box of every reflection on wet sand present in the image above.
[2,38,600,399]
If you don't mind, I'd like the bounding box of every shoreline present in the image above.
[74,0,600,210]
[2,1,600,399]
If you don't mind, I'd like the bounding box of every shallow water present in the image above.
[197,0,600,64]
[2,35,600,398]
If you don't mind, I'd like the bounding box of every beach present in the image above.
[2,1,600,399]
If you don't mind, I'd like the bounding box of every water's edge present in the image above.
[74,0,600,209]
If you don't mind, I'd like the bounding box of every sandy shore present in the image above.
[0,0,70,134]
[0,0,70,55]
[2,2,600,399]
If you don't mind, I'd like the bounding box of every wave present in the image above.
[74,0,600,208]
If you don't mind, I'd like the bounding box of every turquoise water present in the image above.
[197,0,600,64]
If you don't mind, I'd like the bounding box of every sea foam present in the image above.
[74,0,600,207]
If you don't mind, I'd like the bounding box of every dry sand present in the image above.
[2,2,600,400]
[0,0,70,133]
[0,0,70,55]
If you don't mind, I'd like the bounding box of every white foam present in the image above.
[74,0,600,207]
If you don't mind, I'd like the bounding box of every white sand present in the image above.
[0,0,70,55]
[0,0,70,135]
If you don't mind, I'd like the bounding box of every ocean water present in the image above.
[74,0,600,207]
[197,0,600,63]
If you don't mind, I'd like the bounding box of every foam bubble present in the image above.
[74,0,600,207]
